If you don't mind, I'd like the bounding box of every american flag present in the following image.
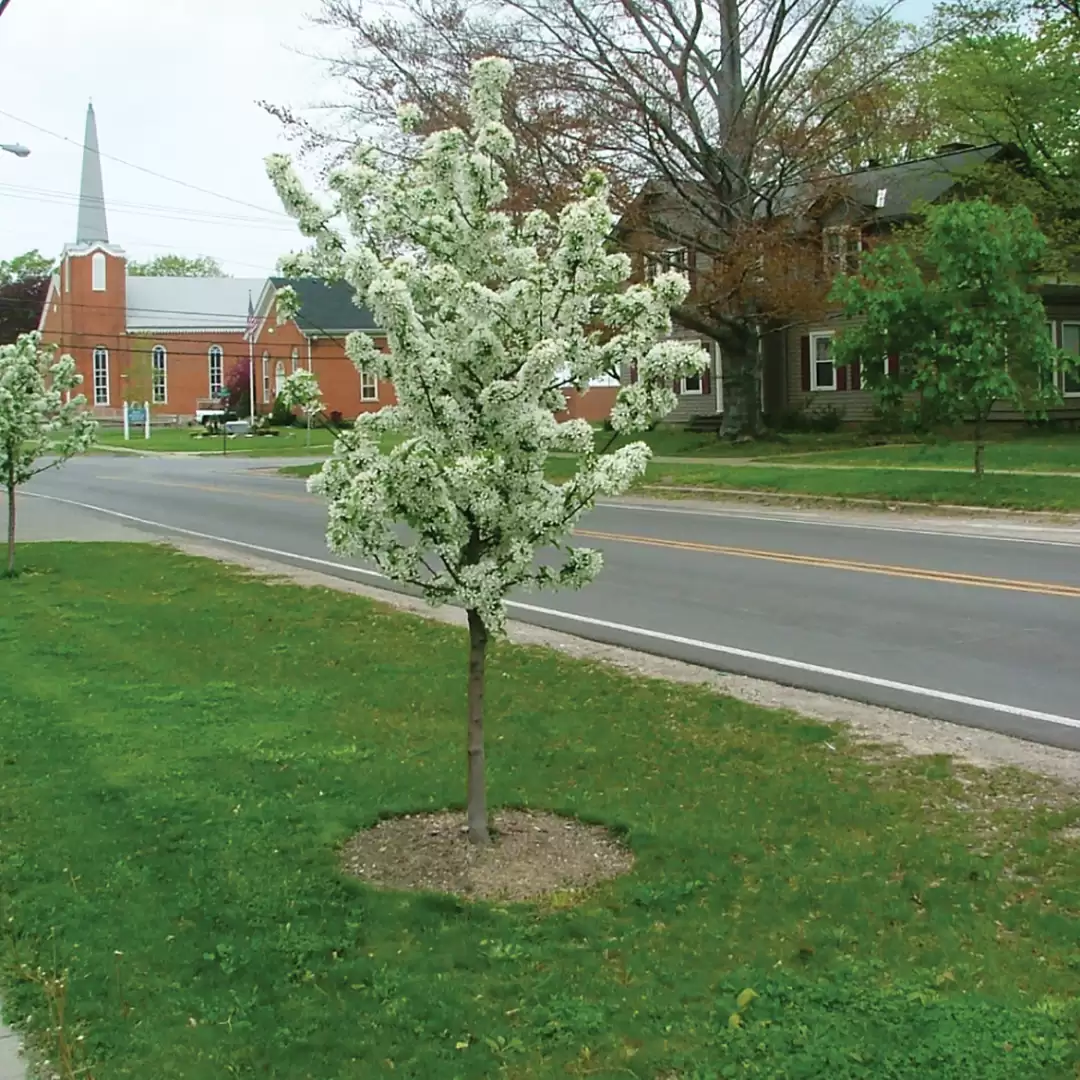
[245,292,257,341]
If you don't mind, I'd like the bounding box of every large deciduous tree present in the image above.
[831,199,1069,475]
[0,332,97,576]
[266,58,703,844]
[128,254,227,278]
[274,0,945,437]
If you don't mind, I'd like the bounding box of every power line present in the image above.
[0,106,297,220]
[0,185,299,233]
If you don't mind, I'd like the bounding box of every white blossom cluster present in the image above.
[0,332,97,488]
[266,58,703,632]
[276,367,323,418]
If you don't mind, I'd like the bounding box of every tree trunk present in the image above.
[973,415,986,478]
[5,479,15,577]
[466,608,490,845]
[719,341,762,439]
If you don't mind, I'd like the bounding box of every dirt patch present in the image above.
[340,809,633,902]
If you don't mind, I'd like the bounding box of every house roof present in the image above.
[269,276,379,335]
[125,276,267,331]
[617,143,1008,241]
[822,143,1005,222]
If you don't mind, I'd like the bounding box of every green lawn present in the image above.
[779,436,1080,473]
[285,458,1080,511]
[1,544,1079,1078]
[95,425,338,456]
[600,426,891,459]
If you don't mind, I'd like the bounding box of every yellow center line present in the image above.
[573,528,1080,600]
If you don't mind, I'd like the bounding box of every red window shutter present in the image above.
[851,359,861,391]
[702,366,711,395]
[800,335,811,391]
[630,363,638,383]
[888,353,900,377]
[837,364,849,391]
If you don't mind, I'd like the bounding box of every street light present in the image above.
[0,143,29,158]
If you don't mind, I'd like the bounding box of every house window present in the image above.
[208,345,224,395]
[291,347,299,373]
[681,373,703,395]
[823,228,861,274]
[1061,322,1080,396]
[644,247,689,282]
[92,346,109,405]
[151,345,167,404]
[262,352,270,403]
[91,252,106,292]
[275,360,286,395]
[360,370,378,401]
[810,332,836,391]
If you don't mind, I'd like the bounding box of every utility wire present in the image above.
[0,106,295,219]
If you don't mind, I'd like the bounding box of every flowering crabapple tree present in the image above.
[267,58,703,845]
[277,367,324,445]
[0,332,97,576]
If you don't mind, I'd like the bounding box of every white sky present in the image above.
[0,0,344,276]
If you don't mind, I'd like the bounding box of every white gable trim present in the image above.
[125,327,248,336]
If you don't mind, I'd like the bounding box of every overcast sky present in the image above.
[0,0,342,277]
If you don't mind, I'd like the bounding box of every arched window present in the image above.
[208,345,224,395]
[151,345,167,404]
[290,347,299,373]
[261,352,270,403]
[92,346,109,405]
[91,252,106,291]
[274,360,286,395]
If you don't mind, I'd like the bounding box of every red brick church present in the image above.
[37,105,617,424]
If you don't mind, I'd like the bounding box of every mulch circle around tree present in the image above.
[340,808,634,902]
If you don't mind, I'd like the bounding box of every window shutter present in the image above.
[851,360,861,391]
[837,364,849,391]
[800,336,811,391]
[630,363,638,384]
[888,353,900,378]
[702,366,711,395]
[674,378,682,395]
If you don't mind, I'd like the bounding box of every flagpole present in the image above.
[247,290,256,423]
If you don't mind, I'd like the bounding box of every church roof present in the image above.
[269,276,379,335]
[126,276,267,331]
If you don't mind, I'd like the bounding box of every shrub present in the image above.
[270,394,296,428]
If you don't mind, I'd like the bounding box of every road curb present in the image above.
[638,484,1080,523]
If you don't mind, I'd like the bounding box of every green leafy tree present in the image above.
[0,332,97,575]
[128,254,227,277]
[0,250,54,286]
[831,200,1070,475]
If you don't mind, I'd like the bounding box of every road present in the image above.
[23,452,1080,750]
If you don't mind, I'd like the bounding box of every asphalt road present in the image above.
[23,452,1080,750]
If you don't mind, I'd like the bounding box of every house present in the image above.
[37,104,618,425]
[617,143,1080,426]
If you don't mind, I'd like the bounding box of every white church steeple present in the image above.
[75,102,109,245]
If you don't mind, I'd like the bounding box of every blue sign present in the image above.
[127,405,147,423]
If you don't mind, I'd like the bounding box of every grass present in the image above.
[94,425,337,456]
[779,436,1080,473]
[1,543,1079,1078]
[284,458,1080,511]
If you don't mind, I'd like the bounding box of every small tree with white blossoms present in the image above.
[276,367,324,445]
[267,58,703,844]
[1,332,97,576]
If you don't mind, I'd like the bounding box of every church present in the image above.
[36,105,617,424]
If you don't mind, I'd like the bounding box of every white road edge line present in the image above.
[600,501,1080,548]
[27,490,1080,733]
